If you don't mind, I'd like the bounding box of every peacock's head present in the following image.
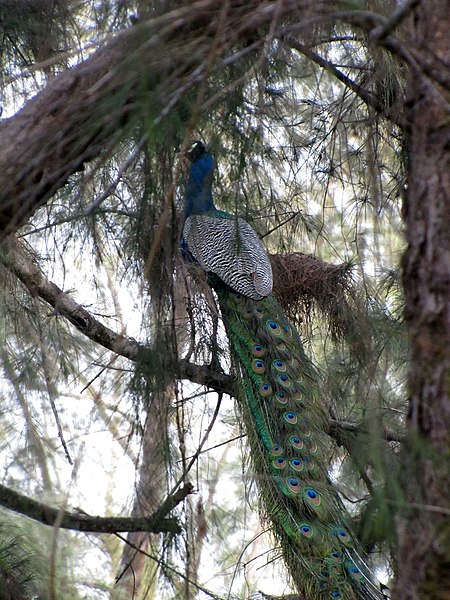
[186,140,207,163]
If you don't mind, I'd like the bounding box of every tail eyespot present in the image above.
[252,359,265,374]
[283,411,298,424]
[259,383,272,396]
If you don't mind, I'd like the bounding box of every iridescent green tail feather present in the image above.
[217,290,384,600]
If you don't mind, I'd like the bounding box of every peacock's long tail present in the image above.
[217,290,384,600]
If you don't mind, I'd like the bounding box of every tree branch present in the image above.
[0,482,194,534]
[0,0,419,241]
[328,418,404,445]
[283,36,407,130]
[0,236,233,395]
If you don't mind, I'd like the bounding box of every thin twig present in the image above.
[180,433,245,462]
[37,331,73,465]
[114,532,224,599]
[284,36,407,130]
[84,136,147,215]
[173,393,223,488]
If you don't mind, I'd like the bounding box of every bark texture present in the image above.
[397,2,450,598]
[0,0,308,240]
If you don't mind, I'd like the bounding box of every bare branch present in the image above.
[2,236,140,358]
[0,482,194,534]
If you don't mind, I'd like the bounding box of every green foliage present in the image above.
[0,518,42,600]
[0,513,88,600]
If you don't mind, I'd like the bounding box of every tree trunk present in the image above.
[396,2,450,598]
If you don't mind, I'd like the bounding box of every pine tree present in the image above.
[0,1,448,599]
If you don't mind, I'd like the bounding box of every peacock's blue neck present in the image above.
[184,153,215,217]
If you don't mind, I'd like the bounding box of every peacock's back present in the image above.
[183,212,273,300]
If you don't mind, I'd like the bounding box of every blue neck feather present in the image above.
[184,153,215,217]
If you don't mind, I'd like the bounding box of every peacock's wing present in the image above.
[183,213,273,300]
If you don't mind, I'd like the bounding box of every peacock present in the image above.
[181,140,385,600]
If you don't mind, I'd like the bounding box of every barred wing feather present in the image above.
[183,213,273,300]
